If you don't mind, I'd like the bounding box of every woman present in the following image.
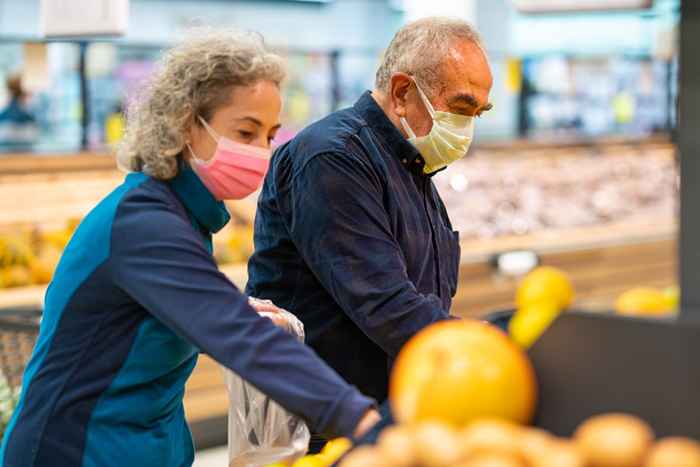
[0,30,377,467]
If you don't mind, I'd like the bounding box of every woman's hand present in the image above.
[248,297,288,328]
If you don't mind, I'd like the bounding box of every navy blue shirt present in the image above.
[1,162,374,467]
[247,91,459,402]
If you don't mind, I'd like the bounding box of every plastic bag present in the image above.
[224,299,310,467]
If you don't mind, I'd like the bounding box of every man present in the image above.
[247,17,493,402]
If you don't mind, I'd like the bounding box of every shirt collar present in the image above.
[168,159,230,234]
[353,90,428,176]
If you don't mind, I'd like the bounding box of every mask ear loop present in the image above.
[400,79,435,139]
[188,116,220,165]
[413,80,436,118]
[400,117,417,139]
[187,142,212,166]
[198,116,221,143]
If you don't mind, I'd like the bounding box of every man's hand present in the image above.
[248,297,288,328]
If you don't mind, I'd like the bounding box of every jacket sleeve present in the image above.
[108,191,375,438]
[275,150,451,358]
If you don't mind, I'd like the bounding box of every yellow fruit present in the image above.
[615,288,676,317]
[390,320,537,427]
[321,438,352,464]
[291,455,326,467]
[574,413,654,467]
[28,248,62,285]
[310,454,333,467]
[0,265,32,288]
[645,437,700,467]
[516,266,574,310]
[662,285,680,311]
[0,235,35,267]
[226,225,255,264]
[508,300,561,349]
[42,230,73,251]
[376,425,416,467]
[28,259,53,285]
[66,218,82,233]
[459,419,522,459]
[337,446,385,467]
[413,422,462,467]
[515,428,555,463]
[457,451,526,467]
[264,463,288,467]
[529,440,584,467]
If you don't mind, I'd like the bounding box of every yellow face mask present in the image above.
[400,81,475,174]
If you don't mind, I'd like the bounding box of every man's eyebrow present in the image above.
[447,93,493,112]
[447,93,480,108]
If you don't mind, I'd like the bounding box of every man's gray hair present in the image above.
[375,17,482,98]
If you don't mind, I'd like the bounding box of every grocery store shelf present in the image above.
[456,235,676,316]
[0,264,249,310]
[459,217,676,262]
[0,284,47,309]
[477,134,672,152]
[0,152,117,175]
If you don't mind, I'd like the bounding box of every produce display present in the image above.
[0,220,76,289]
[0,220,255,289]
[435,146,677,239]
[614,287,678,317]
[213,223,256,266]
[509,266,575,349]
[336,414,700,467]
[390,320,537,427]
[508,267,678,349]
[271,267,686,467]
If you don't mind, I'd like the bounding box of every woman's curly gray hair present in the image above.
[117,28,285,180]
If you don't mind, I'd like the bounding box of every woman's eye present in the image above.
[238,130,254,139]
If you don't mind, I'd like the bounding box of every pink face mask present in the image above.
[187,116,271,200]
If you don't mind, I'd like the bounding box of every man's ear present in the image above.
[389,73,413,118]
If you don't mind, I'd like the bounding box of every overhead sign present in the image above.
[40,0,129,38]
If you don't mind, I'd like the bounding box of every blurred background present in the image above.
[0,1,682,463]
[0,0,680,151]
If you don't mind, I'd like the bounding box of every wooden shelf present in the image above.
[0,152,116,176]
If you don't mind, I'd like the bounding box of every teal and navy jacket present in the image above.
[0,163,374,467]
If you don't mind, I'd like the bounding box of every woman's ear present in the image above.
[185,115,203,146]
